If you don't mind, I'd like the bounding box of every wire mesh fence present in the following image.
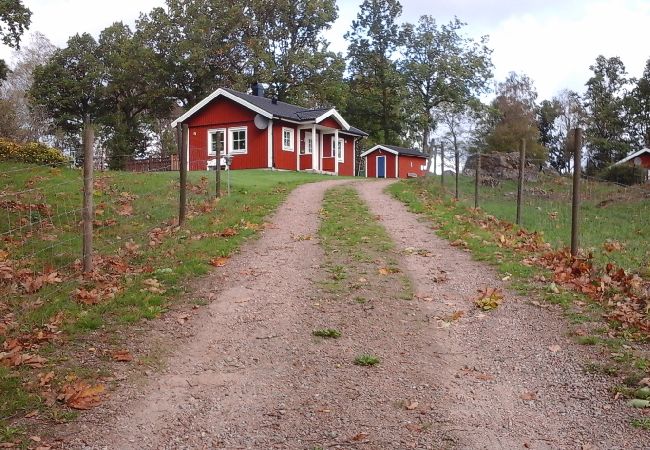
[435,150,650,274]
[0,155,229,318]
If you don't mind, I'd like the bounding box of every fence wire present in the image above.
[0,156,227,319]
[435,151,649,274]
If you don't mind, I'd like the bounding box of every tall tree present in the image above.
[547,89,586,173]
[29,33,103,159]
[485,72,546,162]
[98,22,174,167]
[402,16,492,153]
[583,55,630,172]
[136,0,249,107]
[345,0,404,145]
[246,0,346,107]
[0,0,32,82]
[627,58,650,149]
[0,32,56,142]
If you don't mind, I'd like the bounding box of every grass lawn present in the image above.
[440,174,650,274]
[0,163,333,437]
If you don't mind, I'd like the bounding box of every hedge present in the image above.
[0,139,69,166]
[600,164,647,186]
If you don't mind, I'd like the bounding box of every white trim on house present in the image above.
[300,131,314,155]
[613,148,650,166]
[228,126,248,154]
[172,88,272,127]
[315,108,351,131]
[185,126,190,171]
[267,120,273,168]
[282,127,295,152]
[352,137,357,176]
[360,144,399,158]
[334,129,339,174]
[319,132,324,171]
[311,124,318,169]
[207,128,226,156]
[376,155,386,178]
[395,154,399,178]
[332,137,344,163]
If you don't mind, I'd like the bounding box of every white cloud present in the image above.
[0,0,164,65]
[2,0,649,101]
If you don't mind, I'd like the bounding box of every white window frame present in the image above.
[300,132,313,155]
[282,127,294,152]
[332,137,344,162]
[228,126,247,154]
[207,128,226,156]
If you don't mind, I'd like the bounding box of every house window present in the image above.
[282,127,294,151]
[331,138,344,162]
[300,132,313,155]
[228,127,247,154]
[208,129,225,155]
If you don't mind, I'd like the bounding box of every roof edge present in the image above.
[171,88,273,127]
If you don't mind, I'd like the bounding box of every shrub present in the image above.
[0,139,69,166]
[600,164,647,186]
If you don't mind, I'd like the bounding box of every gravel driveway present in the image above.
[65,179,646,450]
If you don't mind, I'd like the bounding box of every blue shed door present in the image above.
[377,156,386,178]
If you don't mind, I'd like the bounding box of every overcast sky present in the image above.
[2,0,649,100]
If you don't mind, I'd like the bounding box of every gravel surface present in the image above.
[355,180,647,450]
[61,179,646,450]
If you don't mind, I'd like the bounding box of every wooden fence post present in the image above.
[454,145,460,200]
[179,124,188,226]
[474,152,480,209]
[215,135,222,198]
[440,143,445,188]
[82,116,94,274]
[516,138,526,226]
[571,128,583,257]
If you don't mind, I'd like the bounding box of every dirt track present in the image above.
[67,179,646,450]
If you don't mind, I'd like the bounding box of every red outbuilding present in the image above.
[613,148,650,181]
[361,145,428,179]
[171,84,367,175]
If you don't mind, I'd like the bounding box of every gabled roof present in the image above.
[360,144,428,158]
[613,148,650,166]
[172,87,368,136]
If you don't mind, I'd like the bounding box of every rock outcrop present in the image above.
[463,152,540,182]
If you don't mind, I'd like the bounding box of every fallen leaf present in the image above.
[378,267,400,275]
[117,203,134,217]
[112,350,133,362]
[405,400,419,410]
[474,287,503,311]
[520,391,537,401]
[177,314,190,325]
[220,228,238,237]
[548,344,562,353]
[405,423,423,432]
[58,382,105,410]
[209,257,229,267]
[38,371,55,386]
[350,432,369,441]
[73,288,100,305]
[142,278,166,294]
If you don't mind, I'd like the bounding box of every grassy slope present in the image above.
[445,174,649,273]
[0,163,333,437]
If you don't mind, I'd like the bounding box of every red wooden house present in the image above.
[361,145,428,179]
[171,84,367,175]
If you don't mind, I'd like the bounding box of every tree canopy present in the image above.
[0,0,32,82]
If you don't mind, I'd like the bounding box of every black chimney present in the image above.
[251,82,265,97]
